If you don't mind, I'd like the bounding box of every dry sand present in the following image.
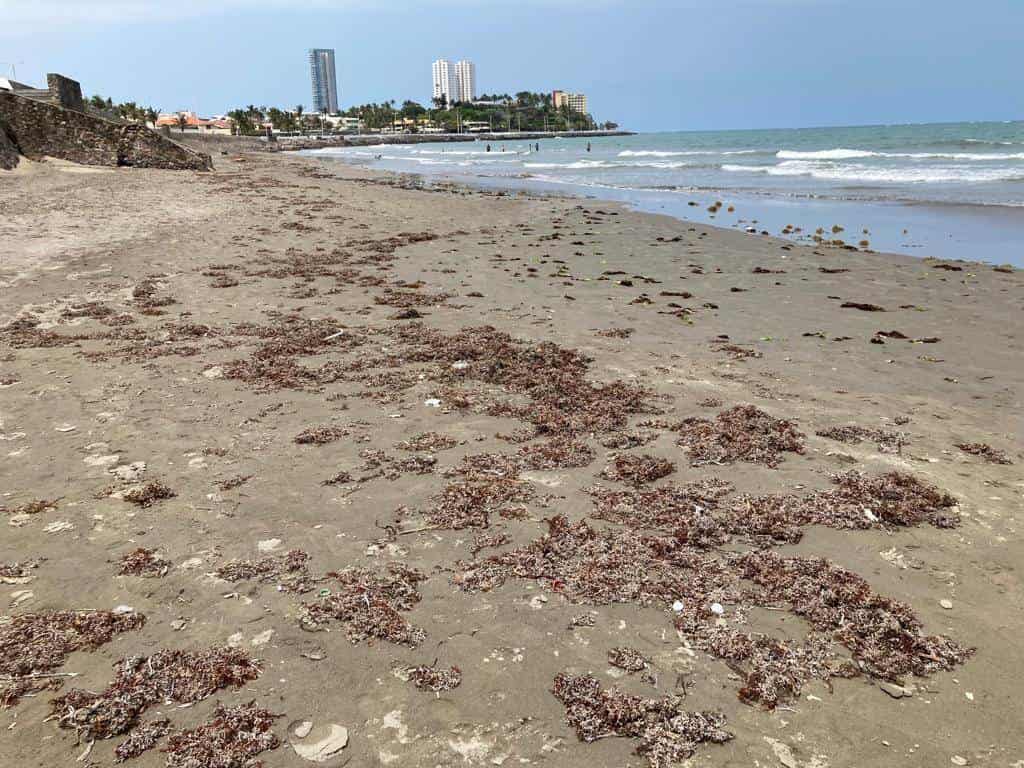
[0,151,1022,768]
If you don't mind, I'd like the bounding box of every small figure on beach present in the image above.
[535,142,540,152]
[486,144,491,152]
[587,142,592,153]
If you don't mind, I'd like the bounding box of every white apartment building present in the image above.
[454,60,476,103]
[432,59,457,106]
[432,58,477,106]
[552,90,588,115]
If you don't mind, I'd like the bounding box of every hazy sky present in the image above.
[1,0,1021,132]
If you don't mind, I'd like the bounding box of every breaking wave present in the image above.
[777,148,1024,161]
[724,161,1024,184]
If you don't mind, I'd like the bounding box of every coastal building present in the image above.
[155,111,233,135]
[552,90,588,115]
[323,114,362,133]
[309,48,339,114]
[433,58,477,105]
[432,59,457,106]
[454,60,476,103]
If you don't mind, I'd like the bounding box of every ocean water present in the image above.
[308,121,1024,266]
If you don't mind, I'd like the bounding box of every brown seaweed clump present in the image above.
[407,663,463,692]
[676,619,852,709]
[471,532,512,555]
[61,301,115,321]
[600,454,675,488]
[725,471,959,544]
[517,438,596,470]
[391,324,654,437]
[0,498,59,516]
[0,315,85,349]
[396,432,459,452]
[216,550,315,593]
[374,288,452,307]
[131,278,176,309]
[675,405,805,467]
[587,480,733,546]
[299,564,427,647]
[122,481,176,507]
[223,315,367,391]
[738,551,974,681]
[608,647,651,673]
[217,474,253,491]
[825,471,958,527]
[956,442,1012,465]
[164,702,280,768]
[596,327,635,339]
[294,425,350,445]
[816,424,904,452]
[453,515,740,608]
[114,718,171,762]
[598,431,660,450]
[428,476,536,529]
[358,448,437,480]
[118,548,171,578]
[1,610,145,707]
[711,342,762,360]
[51,647,261,739]
[666,547,972,709]
[0,560,40,582]
[552,673,732,767]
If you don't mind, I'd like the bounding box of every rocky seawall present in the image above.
[0,91,212,171]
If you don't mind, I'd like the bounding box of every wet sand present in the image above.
[1,151,1022,768]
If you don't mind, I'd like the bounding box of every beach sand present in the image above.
[1,151,1021,768]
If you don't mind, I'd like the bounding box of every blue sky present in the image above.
[1,0,1021,132]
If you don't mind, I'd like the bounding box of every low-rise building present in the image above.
[155,111,233,135]
[552,90,588,115]
[323,114,362,132]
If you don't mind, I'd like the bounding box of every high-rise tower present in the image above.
[432,59,457,106]
[454,60,476,103]
[309,48,339,114]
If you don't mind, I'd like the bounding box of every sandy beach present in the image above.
[1,150,1022,768]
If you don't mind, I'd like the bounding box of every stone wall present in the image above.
[0,121,18,170]
[175,132,271,154]
[46,74,85,112]
[0,90,212,171]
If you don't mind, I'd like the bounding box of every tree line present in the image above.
[225,90,617,136]
[88,94,159,126]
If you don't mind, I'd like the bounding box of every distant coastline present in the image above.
[275,130,635,150]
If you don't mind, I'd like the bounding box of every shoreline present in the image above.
[284,129,635,146]
[1,150,1021,768]
[309,150,1024,268]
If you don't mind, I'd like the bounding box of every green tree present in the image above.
[227,109,257,136]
